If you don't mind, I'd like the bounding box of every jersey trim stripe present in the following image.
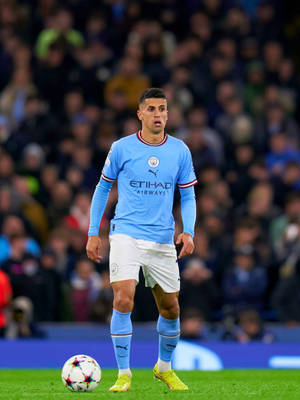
[178,179,198,188]
[137,130,168,146]
[101,173,115,182]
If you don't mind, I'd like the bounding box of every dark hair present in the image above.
[285,191,300,205]
[138,88,166,105]
[181,308,204,321]
[238,309,261,326]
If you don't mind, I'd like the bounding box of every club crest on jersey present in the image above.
[148,156,159,168]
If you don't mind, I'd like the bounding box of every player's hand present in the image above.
[86,235,102,263]
[176,233,194,259]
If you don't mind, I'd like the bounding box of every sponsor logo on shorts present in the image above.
[148,156,159,168]
[111,263,119,275]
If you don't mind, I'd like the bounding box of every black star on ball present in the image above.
[72,358,81,368]
[83,373,95,388]
[64,376,75,388]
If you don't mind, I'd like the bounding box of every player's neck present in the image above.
[141,128,165,144]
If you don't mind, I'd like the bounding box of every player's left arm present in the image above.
[176,186,196,259]
[176,143,197,258]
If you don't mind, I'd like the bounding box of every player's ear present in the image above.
[137,109,142,121]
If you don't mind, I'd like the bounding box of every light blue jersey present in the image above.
[101,131,197,244]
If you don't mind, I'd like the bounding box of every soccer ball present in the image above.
[61,354,101,392]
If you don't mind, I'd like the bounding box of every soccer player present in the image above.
[86,88,197,391]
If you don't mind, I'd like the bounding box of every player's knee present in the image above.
[160,302,180,320]
[113,291,134,313]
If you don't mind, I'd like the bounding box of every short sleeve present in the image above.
[101,141,120,182]
[177,144,197,188]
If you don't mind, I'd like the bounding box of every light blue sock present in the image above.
[110,309,132,370]
[157,315,180,362]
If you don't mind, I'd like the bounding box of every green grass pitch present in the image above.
[0,369,300,399]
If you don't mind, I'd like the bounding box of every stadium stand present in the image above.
[0,0,299,342]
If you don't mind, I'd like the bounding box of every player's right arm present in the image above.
[86,142,120,263]
[86,178,113,262]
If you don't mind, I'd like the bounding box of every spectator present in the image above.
[0,215,40,265]
[12,95,60,155]
[0,185,18,224]
[84,12,110,45]
[185,126,218,171]
[226,143,255,206]
[66,228,91,279]
[265,132,300,176]
[243,60,265,116]
[104,57,150,110]
[5,296,45,338]
[70,114,93,147]
[12,175,49,243]
[232,309,275,343]
[71,146,99,190]
[34,40,72,110]
[36,247,62,322]
[0,270,12,336]
[1,240,46,320]
[90,270,113,323]
[236,182,280,236]
[35,7,84,59]
[182,107,224,166]
[223,245,267,312]
[69,45,107,105]
[0,67,37,129]
[64,191,91,234]
[263,41,283,83]
[181,308,210,341]
[46,228,70,275]
[270,192,300,251]
[254,3,282,43]
[69,258,102,322]
[168,65,195,111]
[254,103,299,152]
[180,258,219,321]
[60,90,85,128]
[37,164,59,207]
[104,89,132,132]
[201,210,231,276]
[240,37,259,67]
[0,116,11,148]
[64,165,84,194]
[272,162,300,206]
[277,59,298,112]
[142,36,170,87]
[47,181,73,229]
[272,259,300,324]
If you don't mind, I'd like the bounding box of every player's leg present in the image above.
[141,240,186,389]
[152,284,180,371]
[141,242,181,373]
[109,234,140,391]
[151,285,188,390]
[110,280,136,384]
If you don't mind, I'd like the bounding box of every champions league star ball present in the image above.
[61,354,101,392]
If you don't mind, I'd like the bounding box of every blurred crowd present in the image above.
[0,0,299,342]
